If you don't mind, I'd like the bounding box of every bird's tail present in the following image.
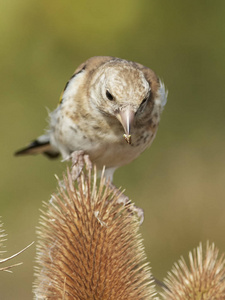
[15,135,60,159]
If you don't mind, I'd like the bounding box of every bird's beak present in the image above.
[116,106,135,144]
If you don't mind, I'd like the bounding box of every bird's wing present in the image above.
[14,135,60,159]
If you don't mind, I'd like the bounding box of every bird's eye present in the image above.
[106,90,114,101]
[141,97,148,106]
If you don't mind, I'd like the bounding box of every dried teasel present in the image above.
[33,164,156,299]
[161,242,225,300]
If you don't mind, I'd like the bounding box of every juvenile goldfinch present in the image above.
[15,56,167,181]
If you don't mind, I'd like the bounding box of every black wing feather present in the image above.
[15,140,59,159]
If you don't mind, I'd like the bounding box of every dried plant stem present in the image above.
[0,219,34,272]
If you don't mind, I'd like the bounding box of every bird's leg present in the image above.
[108,182,144,225]
[83,154,92,170]
[70,150,92,180]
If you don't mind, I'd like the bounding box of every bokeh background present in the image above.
[1,1,225,298]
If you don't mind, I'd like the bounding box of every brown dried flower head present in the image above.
[161,242,225,300]
[33,165,156,299]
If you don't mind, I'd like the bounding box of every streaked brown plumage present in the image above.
[15,56,167,181]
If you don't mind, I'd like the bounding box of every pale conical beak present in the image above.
[116,106,135,144]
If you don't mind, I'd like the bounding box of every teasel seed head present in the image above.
[33,164,156,299]
[161,242,225,300]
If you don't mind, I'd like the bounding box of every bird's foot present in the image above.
[70,150,92,181]
[109,183,144,225]
[118,195,144,225]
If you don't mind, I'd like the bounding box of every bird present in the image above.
[15,56,167,182]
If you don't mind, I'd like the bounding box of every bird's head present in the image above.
[89,60,155,144]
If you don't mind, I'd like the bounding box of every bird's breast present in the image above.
[50,103,158,168]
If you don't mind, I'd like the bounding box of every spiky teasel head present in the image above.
[33,163,156,299]
[161,242,225,300]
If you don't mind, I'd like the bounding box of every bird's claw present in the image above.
[109,183,144,225]
[133,206,144,225]
[118,195,144,225]
[71,151,92,181]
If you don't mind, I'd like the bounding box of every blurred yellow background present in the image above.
[1,1,225,298]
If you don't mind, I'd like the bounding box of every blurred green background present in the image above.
[1,1,225,298]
